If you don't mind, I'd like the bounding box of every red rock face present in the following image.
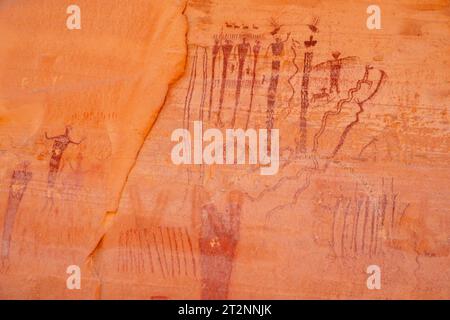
[0,0,449,299]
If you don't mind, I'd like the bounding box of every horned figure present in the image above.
[45,126,82,190]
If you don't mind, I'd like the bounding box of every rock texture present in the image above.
[0,0,449,299]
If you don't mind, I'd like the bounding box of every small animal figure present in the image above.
[304,35,317,48]
[361,65,374,88]
[307,17,320,33]
[311,88,330,103]
[270,18,282,35]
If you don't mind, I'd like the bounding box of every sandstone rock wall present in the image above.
[0,0,449,299]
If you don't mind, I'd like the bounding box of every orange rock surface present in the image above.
[0,0,449,299]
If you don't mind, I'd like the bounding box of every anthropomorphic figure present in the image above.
[208,38,221,120]
[231,37,251,126]
[1,161,32,258]
[313,51,359,95]
[246,40,262,129]
[217,40,234,126]
[198,189,242,299]
[45,126,81,190]
[265,33,290,132]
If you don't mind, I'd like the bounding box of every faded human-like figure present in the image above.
[195,187,242,299]
[1,161,32,258]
